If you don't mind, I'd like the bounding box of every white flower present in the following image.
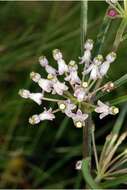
[72,109,88,128]
[100,61,110,77]
[45,65,57,75]
[95,100,119,119]
[68,60,78,72]
[29,93,43,105]
[74,86,87,102]
[38,78,53,93]
[39,56,48,67]
[79,39,93,67]
[53,49,68,75]
[57,59,68,75]
[39,108,55,121]
[85,55,103,80]
[19,89,43,105]
[65,70,81,85]
[75,160,82,170]
[100,52,116,77]
[52,80,68,95]
[29,108,55,125]
[39,55,57,75]
[58,100,76,117]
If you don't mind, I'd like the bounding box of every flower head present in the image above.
[19,39,119,127]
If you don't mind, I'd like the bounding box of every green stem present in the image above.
[113,18,127,52]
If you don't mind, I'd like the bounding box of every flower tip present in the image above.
[84,39,94,50]
[29,115,40,125]
[30,72,41,82]
[75,121,83,128]
[39,55,48,67]
[111,106,119,115]
[18,89,30,98]
[52,49,62,60]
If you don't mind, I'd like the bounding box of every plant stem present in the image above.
[113,18,127,52]
[83,115,92,159]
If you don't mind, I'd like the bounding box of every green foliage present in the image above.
[0,1,127,189]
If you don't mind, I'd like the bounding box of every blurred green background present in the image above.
[0,1,127,188]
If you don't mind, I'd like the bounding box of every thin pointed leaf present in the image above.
[82,157,101,189]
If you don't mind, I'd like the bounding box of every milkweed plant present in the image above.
[19,0,127,188]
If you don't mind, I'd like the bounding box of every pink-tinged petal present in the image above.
[29,93,43,105]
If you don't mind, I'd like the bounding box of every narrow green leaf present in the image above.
[111,103,127,136]
[110,95,127,105]
[101,174,127,188]
[82,157,101,189]
[94,10,111,55]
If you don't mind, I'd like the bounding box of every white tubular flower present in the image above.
[74,86,86,102]
[95,100,119,119]
[52,80,68,95]
[68,60,78,72]
[39,55,48,67]
[39,108,55,121]
[75,160,82,170]
[29,115,40,125]
[53,49,68,75]
[58,100,76,117]
[29,108,55,125]
[57,59,68,75]
[65,70,81,85]
[30,72,41,83]
[38,78,53,93]
[79,39,94,67]
[29,93,43,105]
[72,109,88,128]
[100,52,116,77]
[45,65,57,75]
[100,61,110,77]
[85,55,103,80]
[19,89,43,105]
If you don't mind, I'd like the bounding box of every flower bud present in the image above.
[53,49,63,61]
[30,72,41,82]
[84,39,94,50]
[111,106,119,115]
[93,54,103,65]
[29,115,40,125]
[39,55,48,67]
[18,89,30,99]
[107,8,118,18]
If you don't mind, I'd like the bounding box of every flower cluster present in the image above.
[19,39,119,128]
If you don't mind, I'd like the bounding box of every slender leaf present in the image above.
[82,157,101,189]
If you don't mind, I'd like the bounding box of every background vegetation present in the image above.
[0,1,127,188]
